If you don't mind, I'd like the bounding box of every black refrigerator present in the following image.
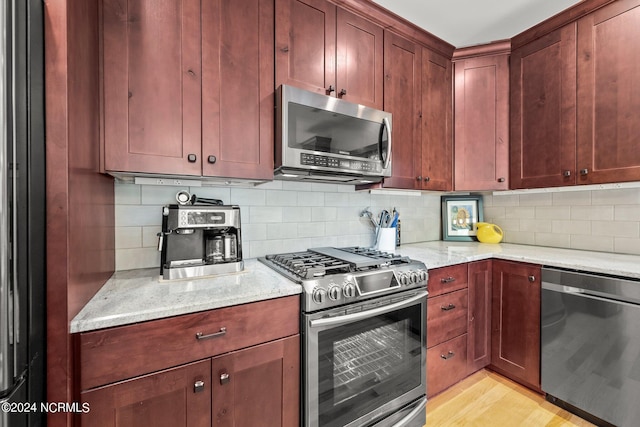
[0,0,45,426]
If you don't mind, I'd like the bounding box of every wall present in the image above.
[114,181,442,270]
[484,187,640,255]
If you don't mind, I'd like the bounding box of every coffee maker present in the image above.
[159,202,244,280]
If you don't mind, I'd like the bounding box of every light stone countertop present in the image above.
[70,259,301,333]
[397,241,640,279]
[71,243,640,333]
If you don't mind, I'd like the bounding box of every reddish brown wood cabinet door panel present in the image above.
[467,260,492,374]
[102,0,202,176]
[490,260,541,391]
[336,9,384,109]
[202,0,274,180]
[275,0,336,95]
[510,24,577,189]
[454,55,509,191]
[420,49,453,191]
[212,336,300,427]
[577,0,640,184]
[427,334,468,398]
[80,360,211,427]
[382,31,422,190]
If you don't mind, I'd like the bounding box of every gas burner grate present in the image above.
[339,246,410,265]
[265,252,353,280]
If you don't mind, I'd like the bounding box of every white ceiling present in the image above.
[370,0,584,48]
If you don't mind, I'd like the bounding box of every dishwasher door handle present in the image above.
[542,282,638,307]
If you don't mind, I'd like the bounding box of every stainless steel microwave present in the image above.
[275,85,392,184]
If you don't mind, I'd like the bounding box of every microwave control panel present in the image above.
[300,153,379,173]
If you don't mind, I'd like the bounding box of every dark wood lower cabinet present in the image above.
[212,336,300,427]
[490,260,541,391]
[80,336,299,427]
[427,334,468,398]
[81,360,212,427]
[467,260,492,374]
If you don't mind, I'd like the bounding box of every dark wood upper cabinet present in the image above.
[102,0,202,176]
[201,0,274,180]
[276,0,383,109]
[453,52,509,191]
[577,0,640,184]
[510,24,577,189]
[490,260,541,391]
[420,48,453,191]
[102,0,273,180]
[381,31,422,189]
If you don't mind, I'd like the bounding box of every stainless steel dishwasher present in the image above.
[541,267,640,427]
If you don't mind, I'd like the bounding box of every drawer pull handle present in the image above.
[440,276,456,284]
[441,351,455,360]
[195,327,227,341]
[440,303,456,311]
[220,373,230,385]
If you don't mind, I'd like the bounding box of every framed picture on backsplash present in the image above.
[441,194,484,241]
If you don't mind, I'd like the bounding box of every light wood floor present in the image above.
[425,370,596,427]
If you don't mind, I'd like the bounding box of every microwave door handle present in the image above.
[382,117,392,170]
[309,291,427,328]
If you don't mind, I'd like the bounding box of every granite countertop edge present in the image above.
[71,243,640,333]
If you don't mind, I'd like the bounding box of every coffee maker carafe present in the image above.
[159,204,243,280]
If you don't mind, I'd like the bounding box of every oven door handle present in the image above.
[310,291,427,328]
[395,396,427,427]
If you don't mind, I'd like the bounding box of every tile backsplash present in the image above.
[484,187,640,256]
[115,181,640,271]
[114,181,442,271]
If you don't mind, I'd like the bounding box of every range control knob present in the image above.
[343,282,356,298]
[399,273,410,286]
[418,270,428,282]
[312,288,327,304]
[410,271,419,283]
[328,285,342,301]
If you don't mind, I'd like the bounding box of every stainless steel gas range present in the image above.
[259,247,428,427]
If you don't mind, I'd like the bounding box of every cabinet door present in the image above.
[491,260,541,391]
[80,360,211,427]
[382,31,422,189]
[201,0,274,180]
[510,24,577,189]
[275,0,336,95]
[420,48,453,191]
[335,9,384,109]
[454,55,509,190]
[102,0,202,176]
[577,0,640,184]
[212,336,300,427]
[467,260,492,374]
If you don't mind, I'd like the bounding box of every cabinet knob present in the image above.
[220,373,230,385]
[187,69,196,77]
[327,85,335,94]
[497,177,505,183]
[580,168,589,176]
[208,155,217,164]
[194,380,205,393]
[424,176,430,182]
[416,176,422,181]
[280,46,289,53]
[528,275,536,282]
[339,88,347,96]
[187,154,197,163]
[563,170,572,177]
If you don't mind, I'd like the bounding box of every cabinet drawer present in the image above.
[79,296,300,390]
[427,334,468,398]
[428,264,468,297]
[427,289,468,348]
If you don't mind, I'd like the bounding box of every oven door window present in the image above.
[317,304,422,427]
